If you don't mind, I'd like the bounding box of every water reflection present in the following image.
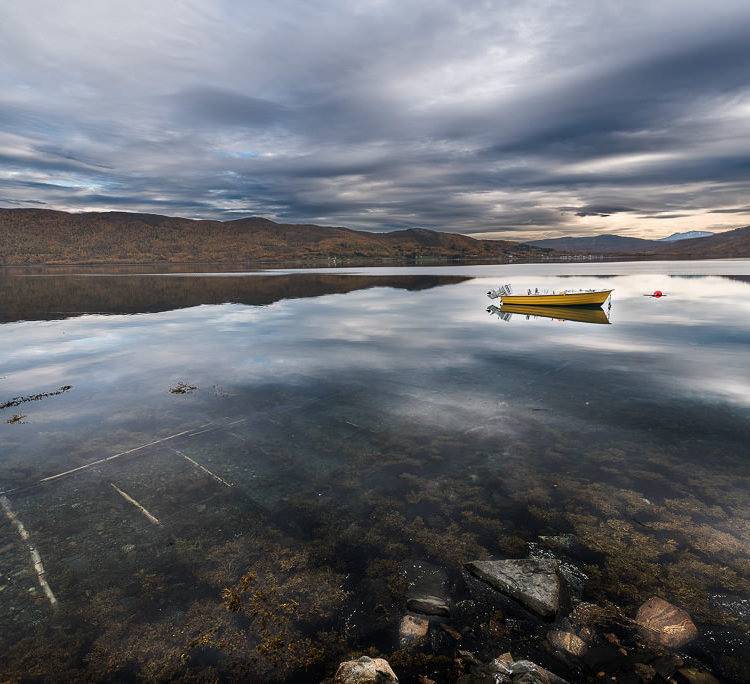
[1,263,750,681]
[487,303,611,324]
[0,271,470,322]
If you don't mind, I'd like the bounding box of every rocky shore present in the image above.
[325,554,722,684]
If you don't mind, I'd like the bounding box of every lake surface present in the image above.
[1,261,749,681]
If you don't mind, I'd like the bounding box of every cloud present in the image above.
[168,87,287,128]
[2,0,750,239]
[562,205,636,218]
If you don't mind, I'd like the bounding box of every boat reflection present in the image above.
[487,303,611,324]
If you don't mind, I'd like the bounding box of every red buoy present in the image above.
[653,290,663,297]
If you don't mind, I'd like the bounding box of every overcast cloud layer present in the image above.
[2,0,750,240]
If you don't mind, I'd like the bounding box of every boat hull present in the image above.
[500,289,612,306]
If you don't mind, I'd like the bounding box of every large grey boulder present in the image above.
[464,559,561,619]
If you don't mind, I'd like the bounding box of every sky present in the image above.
[2,1,750,241]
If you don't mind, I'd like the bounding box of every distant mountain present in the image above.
[527,226,750,258]
[655,225,750,258]
[0,208,552,265]
[525,234,659,253]
[658,231,714,242]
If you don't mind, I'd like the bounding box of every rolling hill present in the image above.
[0,208,552,265]
[527,226,750,258]
[525,234,659,253]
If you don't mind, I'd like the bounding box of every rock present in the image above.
[509,660,552,683]
[652,654,683,678]
[455,651,570,684]
[334,655,399,683]
[399,615,429,646]
[547,630,588,657]
[527,542,588,599]
[456,649,513,684]
[439,622,462,640]
[633,663,656,682]
[465,559,561,619]
[675,667,721,684]
[400,561,450,617]
[407,595,450,617]
[635,597,698,649]
[457,649,482,667]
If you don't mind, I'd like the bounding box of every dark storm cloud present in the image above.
[2,0,750,239]
[169,87,287,128]
[562,206,636,218]
[480,28,750,157]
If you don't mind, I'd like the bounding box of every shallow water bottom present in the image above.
[1,263,750,681]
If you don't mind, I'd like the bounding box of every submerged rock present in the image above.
[635,596,698,649]
[547,630,588,657]
[675,666,721,684]
[464,559,561,619]
[439,622,462,640]
[527,542,587,599]
[334,655,399,683]
[400,560,450,616]
[399,614,429,646]
[406,595,450,617]
[455,650,570,684]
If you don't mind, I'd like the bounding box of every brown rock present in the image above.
[547,630,588,657]
[675,667,721,684]
[439,623,462,640]
[635,597,698,649]
[334,655,399,683]
[399,615,429,645]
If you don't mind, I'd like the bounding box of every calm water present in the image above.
[1,261,750,681]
